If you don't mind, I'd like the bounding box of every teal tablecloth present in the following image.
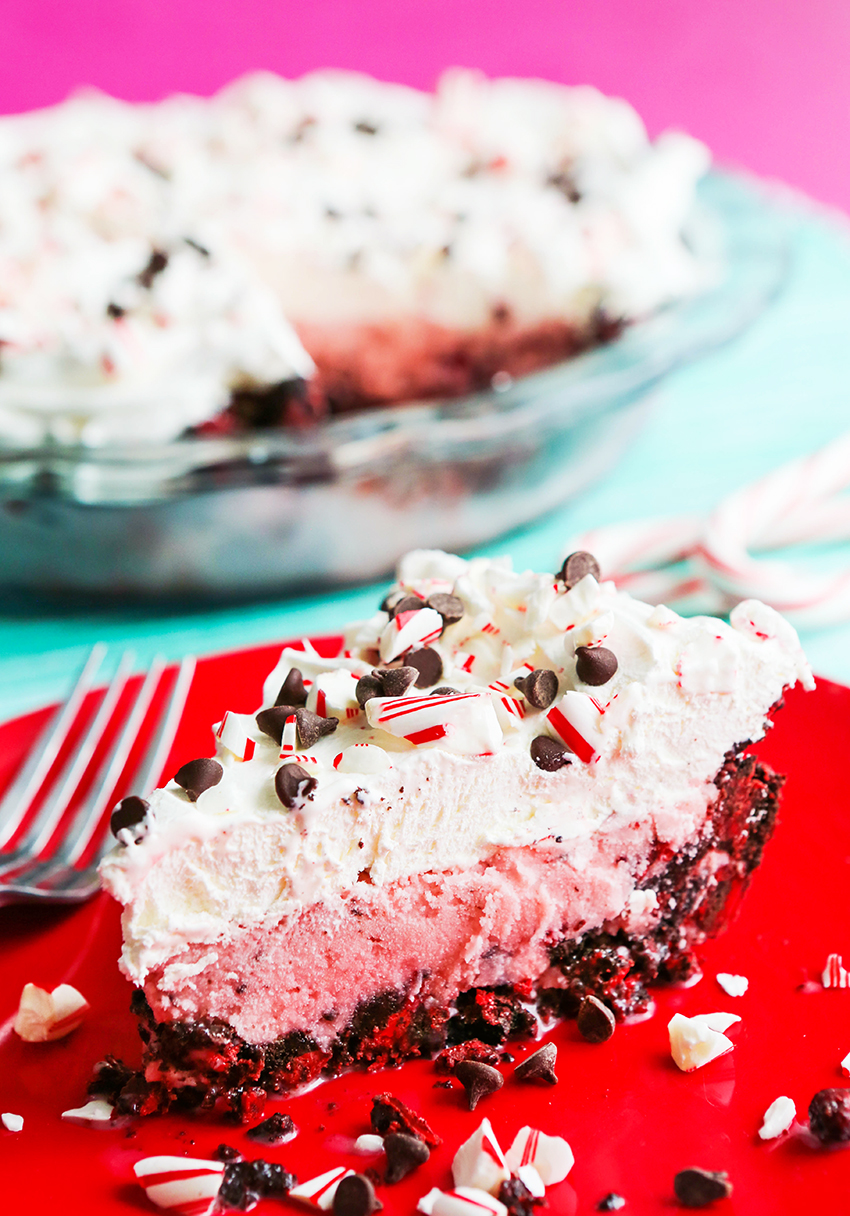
[2,191,850,720]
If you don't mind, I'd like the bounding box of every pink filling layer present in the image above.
[147,827,662,1046]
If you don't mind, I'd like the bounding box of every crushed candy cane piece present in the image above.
[13,982,90,1042]
[668,1011,741,1071]
[334,745,392,774]
[452,1118,510,1195]
[2,1113,23,1132]
[279,714,298,756]
[546,691,603,762]
[214,711,257,762]
[516,1166,545,1198]
[309,670,362,720]
[758,1096,796,1140]
[841,1051,850,1077]
[822,953,850,988]
[380,607,443,662]
[505,1127,574,1186]
[418,1187,508,1216]
[366,692,502,755]
[353,1133,385,1153]
[290,1167,354,1210]
[134,1156,224,1215]
[716,973,749,997]
[61,1099,115,1125]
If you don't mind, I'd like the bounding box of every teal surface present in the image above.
[2,188,850,720]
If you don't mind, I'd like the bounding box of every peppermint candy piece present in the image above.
[13,982,89,1042]
[452,1118,510,1195]
[334,745,392,774]
[418,1188,508,1216]
[505,1127,575,1186]
[822,953,849,988]
[1,1113,23,1132]
[134,1156,224,1216]
[758,1096,796,1140]
[546,691,604,762]
[380,608,444,663]
[308,670,362,721]
[716,972,748,997]
[61,1099,115,1125]
[215,712,258,762]
[668,1012,741,1072]
[366,692,502,754]
[290,1167,355,1210]
[515,1167,545,1199]
[487,682,526,733]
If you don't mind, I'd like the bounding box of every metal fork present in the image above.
[0,645,196,906]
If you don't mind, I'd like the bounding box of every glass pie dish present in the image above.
[0,172,790,600]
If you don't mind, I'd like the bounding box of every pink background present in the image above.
[4,0,850,211]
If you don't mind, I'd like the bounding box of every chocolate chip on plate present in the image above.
[426,593,465,626]
[514,1042,558,1085]
[558,550,601,588]
[246,1111,297,1144]
[110,795,150,841]
[405,647,443,688]
[384,1133,430,1183]
[808,1088,850,1145]
[275,667,308,707]
[275,763,317,808]
[256,705,301,744]
[672,1168,732,1207]
[455,1060,504,1110]
[333,1173,382,1216]
[514,668,559,709]
[577,995,616,1043]
[575,645,618,686]
[391,595,425,617]
[379,666,418,697]
[295,708,339,749]
[530,736,571,771]
[173,757,223,802]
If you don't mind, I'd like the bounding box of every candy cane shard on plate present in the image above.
[758,1096,796,1140]
[452,1118,510,1195]
[380,607,444,663]
[505,1127,575,1187]
[822,953,850,988]
[418,1187,508,1216]
[13,982,90,1042]
[133,1156,224,1216]
[366,692,503,754]
[214,712,258,762]
[668,1011,741,1071]
[61,1099,115,1125]
[289,1167,354,1210]
[545,691,604,762]
[1,1113,23,1132]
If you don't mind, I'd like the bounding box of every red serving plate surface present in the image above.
[1,643,850,1215]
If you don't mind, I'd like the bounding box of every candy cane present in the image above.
[134,1157,224,1216]
[289,1167,354,1210]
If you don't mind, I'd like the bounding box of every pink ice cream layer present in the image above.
[145,829,663,1047]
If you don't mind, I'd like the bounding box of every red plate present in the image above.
[2,645,850,1215]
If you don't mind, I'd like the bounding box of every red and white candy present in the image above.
[822,953,849,988]
[13,982,89,1042]
[546,691,604,763]
[333,744,392,774]
[289,1166,354,1210]
[488,681,526,733]
[366,692,502,754]
[308,670,362,721]
[214,712,257,762]
[279,714,298,756]
[668,1011,740,1071]
[452,1118,510,1195]
[505,1127,574,1187]
[418,1189,507,1216]
[380,607,443,663]
[134,1156,224,1216]
[61,1099,115,1125]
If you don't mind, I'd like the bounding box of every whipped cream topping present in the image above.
[0,72,709,442]
[101,549,812,987]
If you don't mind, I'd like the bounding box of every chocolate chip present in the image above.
[380,590,404,613]
[334,1173,382,1216]
[356,674,384,706]
[514,668,559,709]
[431,686,460,696]
[173,757,223,802]
[106,302,125,318]
[246,1111,297,1144]
[295,708,339,749]
[391,595,425,617]
[514,1042,558,1085]
[214,1143,243,1162]
[596,1195,626,1212]
[256,705,301,744]
[379,666,418,697]
[405,647,443,688]
[137,249,169,289]
[530,736,571,771]
[383,1133,430,1184]
[558,550,601,588]
[808,1088,850,1145]
[275,763,317,807]
[426,593,465,626]
[672,1169,732,1207]
[577,995,616,1043]
[110,795,150,841]
[575,646,618,686]
[455,1060,504,1110]
[276,667,308,707]
[355,120,379,135]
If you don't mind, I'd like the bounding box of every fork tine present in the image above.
[0,650,135,875]
[0,642,107,849]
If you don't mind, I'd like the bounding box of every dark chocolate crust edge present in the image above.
[93,749,782,1121]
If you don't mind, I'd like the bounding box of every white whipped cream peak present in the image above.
[101,548,811,986]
